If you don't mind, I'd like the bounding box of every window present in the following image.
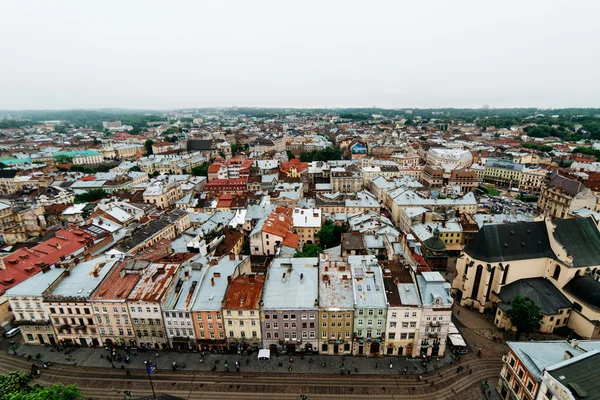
[309,314,315,320]
[322,313,327,319]
[377,309,383,316]
[390,322,397,328]
[410,322,416,328]
[322,331,327,338]
[229,331,234,337]
[368,309,374,316]
[301,314,307,320]
[266,332,271,339]
[388,332,395,339]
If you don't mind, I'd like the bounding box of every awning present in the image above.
[448,334,467,347]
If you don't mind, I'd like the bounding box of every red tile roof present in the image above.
[0,229,93,295]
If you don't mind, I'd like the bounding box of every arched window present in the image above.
[553,265,561,281]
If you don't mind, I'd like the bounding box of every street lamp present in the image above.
[144,360,157,400]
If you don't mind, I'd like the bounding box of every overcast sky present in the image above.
[1,0,599,110]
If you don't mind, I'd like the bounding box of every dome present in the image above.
[423,235,446,252]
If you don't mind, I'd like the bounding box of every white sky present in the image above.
[1,0,599,110]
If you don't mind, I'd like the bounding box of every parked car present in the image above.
[5,327,20,338]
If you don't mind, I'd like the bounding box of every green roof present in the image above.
[54,150,101,157]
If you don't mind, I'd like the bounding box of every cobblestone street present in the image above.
[17,342,454,376]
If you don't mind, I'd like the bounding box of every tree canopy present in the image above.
[129,166,142,172]
[317,220,347,249]
[74,189,108,204]
[505,295,543,341]
[144,139,154,155]
[294,243,323,258]
[191,163,209,177]
[0,371,82,400]
[300,147,342,162]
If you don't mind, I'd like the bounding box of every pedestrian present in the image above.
[418,375,422,381]
[457,309,460,315]
[355,367,358,373]
[469,369,472,375]
[155,352,159,358]
[389,362,393,369]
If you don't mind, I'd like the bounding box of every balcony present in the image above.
[12,319,50,326]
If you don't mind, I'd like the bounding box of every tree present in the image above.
[54,155,73,164]
[317,220,346,249]
[299,147,342,162]
[5,384,82,400]
[129,166,142,172]
[294,243,323,258]
[144,139,154,155]
[191,163,209,177]
[74,189,108,204]
[505,295,543,341]
[0,371,32,399]
[231,144,248,154]
[53,124,69,134]
[286,150,295,160]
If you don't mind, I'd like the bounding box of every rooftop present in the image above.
[222,274,265,310]
[508,340,600,381]
[497,278,572,315]
[349,255,387,309]
[191,256,246,312]
[48,255,117,299]
[318,253,354,309]
[261,258,319,311]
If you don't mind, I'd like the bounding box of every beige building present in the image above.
[143,181,183,209]
[222,274,265,351]
[452,217,600,339]
[0,170,18,195]
[89,260,144,347]
[318,253,354,355]
[292,208,322,245]
[44,255,118,347]
[537,171,597,219]
[331,166,363,193]
[4,267,65,345]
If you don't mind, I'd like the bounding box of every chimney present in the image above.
[238,254,243,260]
[282,273,286,283]
[564,350,573,360]
[229,253,235,260]
[227,275,232,284]
[85,253,92,261]
[300,273,304,281]
[211,277,215,286]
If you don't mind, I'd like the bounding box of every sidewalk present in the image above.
[15,344,453,376]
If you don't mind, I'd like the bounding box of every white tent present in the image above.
[448,334,467,347]
[258,349,270,360]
